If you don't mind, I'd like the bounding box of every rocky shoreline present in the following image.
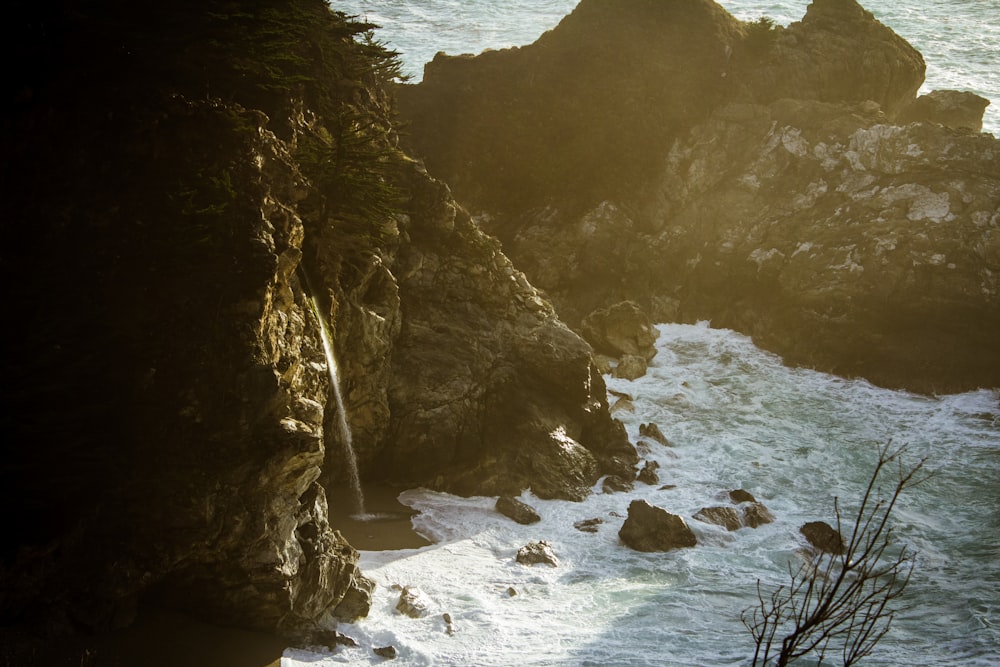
[1,0,995,662]
[397,0,999,393]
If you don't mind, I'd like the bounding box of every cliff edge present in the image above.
[0,0,634,658]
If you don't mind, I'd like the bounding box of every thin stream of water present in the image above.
[308,294,367,517]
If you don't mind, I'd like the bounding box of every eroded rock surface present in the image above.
[397,0,998,392]
[516,541,560,567]
[619,500,697,552]
[801,521,846,554]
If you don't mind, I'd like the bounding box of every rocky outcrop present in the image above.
[693,492,774,531]
[581,301,659,361]
[396,0,743,213]
[397,0,999,392]
[516,541,560,567]
[371,166,637,501]
[801,521,846,554]
[898,90,991,132]
[632,98,1000,391]
[693,507,744,532]
[730,0,924,115]
[496,496,542,525]
[395,586,435,618]
[0,92,375,642]
[619,500,698,552]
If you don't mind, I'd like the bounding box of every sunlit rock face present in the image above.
[0,2,638,647]
[397,0,998,393]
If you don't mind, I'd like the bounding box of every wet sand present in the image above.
[327,483,433,551]
[3,607,285,667]
[93,607,284,667]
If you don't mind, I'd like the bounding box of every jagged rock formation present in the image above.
[0,0,635,656]
[619,500,698,552]
[516,541,560,567]
[396,0,999,393]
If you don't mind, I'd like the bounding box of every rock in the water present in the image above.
[496,496,542,525]
[374,645,398,659]
[395,586,434,618]
[729,489,757,504]
[639,422,671,447]
[516,541,560,567]
[602,474,634,494]
[693,506,743,531]
[574,518,604,533]
[332,570,376,622]
[443,612,456,636]
[636,460,661,485]
[800,521,845,554]
[741,502,776,528]
[613,354,649,380]
[619,500,697,552]
[507,587,518,597]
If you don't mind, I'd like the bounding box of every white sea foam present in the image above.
[284,323,1000,666]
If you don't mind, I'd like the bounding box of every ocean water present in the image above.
[284,323,1000,666]
[291,4,999,664]
[336,0,1000,135]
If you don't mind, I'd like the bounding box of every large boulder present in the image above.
[496,496,542,525]
[619,500,697,552]
[693,506,744,532]
[898,89,991,132]
[801,521,846,554]
[395,586,435,618]
[516,541,560,567]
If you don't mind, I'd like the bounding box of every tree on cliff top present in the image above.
[743,443,928,666]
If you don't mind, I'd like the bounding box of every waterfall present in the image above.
[306,293,367,518]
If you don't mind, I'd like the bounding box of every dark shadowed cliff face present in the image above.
[396,0,744,213]
[0,0,634,654]
[396,0,999,393]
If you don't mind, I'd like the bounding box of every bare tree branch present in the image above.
[743,442,927,666]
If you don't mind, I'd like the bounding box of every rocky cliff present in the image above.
[397,0,999,393]
[0,0,633,657]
